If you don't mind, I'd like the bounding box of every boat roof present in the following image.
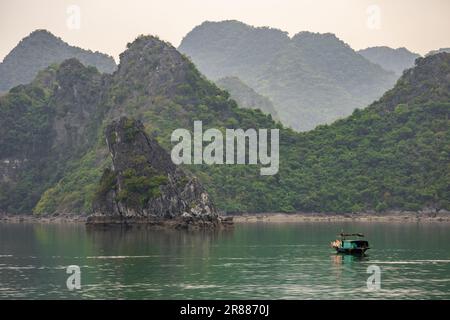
[339,233,365,237]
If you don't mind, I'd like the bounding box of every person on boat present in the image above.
[330,239,341,248]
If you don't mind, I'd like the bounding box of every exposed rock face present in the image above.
[89,117,229,229]
[114,35,196,99]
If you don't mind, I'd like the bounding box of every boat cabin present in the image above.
[331,233,370,255]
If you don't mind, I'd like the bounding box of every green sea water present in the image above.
[1,221,449,299]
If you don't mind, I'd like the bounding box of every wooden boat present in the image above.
[330,233,370,255]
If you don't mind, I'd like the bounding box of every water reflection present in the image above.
[1,222,450,299]
[85,226,233,256]
[332,254,369,265]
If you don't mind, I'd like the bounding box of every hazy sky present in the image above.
[1,0,449,62]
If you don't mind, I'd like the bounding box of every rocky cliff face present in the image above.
[0,34,275,215]
[89,117,229,229]
[0,58,108,213]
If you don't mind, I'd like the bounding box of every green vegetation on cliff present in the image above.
[0,59,109,213]
[0,34,448,215]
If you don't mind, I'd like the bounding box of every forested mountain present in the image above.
[0,35,448,215]
[426,48,450,56]
[358,46,420,75]
[179,20,398,131]
[216,76,279,120]
[0,29,116,93]
[283,53,450,213]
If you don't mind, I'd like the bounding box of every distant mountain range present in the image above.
[358,46,420,75]
[0,30,116,93]
[426,48,450,56]
[1,25,446,133]
[179,20,399,131]
[215,76,279,120]
[0,32,448,215]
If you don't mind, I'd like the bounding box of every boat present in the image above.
[330,233,370,255]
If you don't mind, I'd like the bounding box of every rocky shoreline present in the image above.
[230,211,450,223]
[0,213,87,223]
[85,214,234,230]
[0,213,234,229]
[2,211,450,224]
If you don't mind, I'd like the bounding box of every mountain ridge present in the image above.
[179,20,398,131]
[0,29,116,93]
[215,76,279,120]
[358,46,421,75]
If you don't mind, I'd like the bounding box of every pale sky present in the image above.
[1,0,449,62]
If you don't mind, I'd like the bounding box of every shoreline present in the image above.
[1,211,450,224]
[229,211,450,223]
[0,214,87,224]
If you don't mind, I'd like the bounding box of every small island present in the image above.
[87,117,233,229]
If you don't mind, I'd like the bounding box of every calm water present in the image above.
[1,221,450,299]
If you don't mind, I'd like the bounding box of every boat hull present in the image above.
[335,247,369,255]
